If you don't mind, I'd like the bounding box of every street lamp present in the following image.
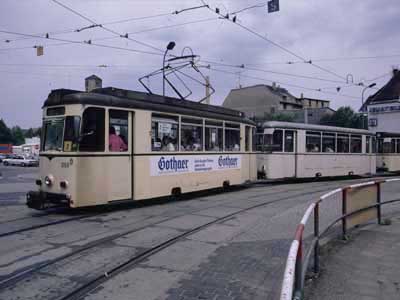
[361,83,376,106]
[163,41,176,97]
[361,83,376,129]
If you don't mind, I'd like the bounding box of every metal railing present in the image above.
[280,178,400,300]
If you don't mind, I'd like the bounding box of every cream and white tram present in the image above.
[256,121,376,179]
[27,88,257,210]
[376,132,400,172]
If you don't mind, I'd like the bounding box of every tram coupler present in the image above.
[26,191,70,210]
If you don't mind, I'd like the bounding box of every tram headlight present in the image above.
[44,176,53,186]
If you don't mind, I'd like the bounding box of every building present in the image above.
[222,84,332,124]
[360,69,400,133]
[85,75,102,92]
[12,137,40,156]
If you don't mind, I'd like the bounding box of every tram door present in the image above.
[107,109,133,202]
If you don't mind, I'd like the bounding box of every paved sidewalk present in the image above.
[307,215,400,300]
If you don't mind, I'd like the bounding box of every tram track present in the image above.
[0,180,353,300]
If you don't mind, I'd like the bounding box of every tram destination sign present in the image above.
[150,155,241,176]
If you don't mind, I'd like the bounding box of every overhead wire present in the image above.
[206,66,360,99]
[50,0,164,53]
[200,0,360,84]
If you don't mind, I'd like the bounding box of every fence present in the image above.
[280,178,400,300]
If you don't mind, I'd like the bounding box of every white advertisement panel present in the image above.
[150,155,241,176]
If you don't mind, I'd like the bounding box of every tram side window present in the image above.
[391,139,397,153]
[337,134,350,153]
[79,107,105,152]
[284,130,294,152]
[151,114,178,152]
[377,139,384,153]
[322,133,335,152]
[252,127,256,152]
[372,137,377,153]
[264,129,283,152]
[366,136,371,154]
[397,139,400,153]
[181,118,203,151]
[109,110,128,152]
[306,131,321,152]
[245,126,251,152]
[350,135,362,153]
[225,123,241,151]
[205,120,223,151]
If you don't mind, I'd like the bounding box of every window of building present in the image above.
[337,134,350,153]
[366,136,371,154]
[224,123,240,151]
[181,118,203,151]
[151,114,178,152]
[79,107,105,152]
[109,110,129,152]
[322,133,336,153]
[306,131,321,152]
[245,126,251,151]
[284,130,294,152]
[350,135,362,153]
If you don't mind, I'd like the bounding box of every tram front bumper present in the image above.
[26,191,70,210]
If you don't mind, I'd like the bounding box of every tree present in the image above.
[0,119,14,144]
[320,106,367,129]
[25,128,35,138]
[11,126,25,145]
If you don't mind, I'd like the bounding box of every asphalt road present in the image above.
[0,175,398,300]
[0,165,38,206]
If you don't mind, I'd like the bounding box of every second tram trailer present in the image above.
[27,87,257,209]
[256,121,376,179]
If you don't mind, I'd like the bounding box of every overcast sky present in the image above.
[0,0,399,128]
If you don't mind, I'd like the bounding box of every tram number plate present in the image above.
[61,159,74,168]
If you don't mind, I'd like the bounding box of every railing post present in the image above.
[342,188,347,240]
[295,238,302,290]
[313,203,320,274]
[376,182,382,225]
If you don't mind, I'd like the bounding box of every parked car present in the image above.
[0,154,6,163]
[3,155,39,167]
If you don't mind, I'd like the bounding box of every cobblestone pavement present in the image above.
[307,215,400,300]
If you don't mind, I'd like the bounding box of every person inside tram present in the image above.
[161,136,175,151]
[109,126,128,151]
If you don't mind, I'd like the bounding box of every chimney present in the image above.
[272,82,276,90]
[85,75,102,92]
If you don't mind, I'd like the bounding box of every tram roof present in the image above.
[43,87,255,125]
[261,121,373,135]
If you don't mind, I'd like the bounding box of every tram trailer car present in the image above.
[376,132,400,172]
[27,88,257,210]
[256,121,376,179]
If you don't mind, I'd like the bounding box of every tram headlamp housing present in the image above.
[44,176,53,186]
[60,181,68,189]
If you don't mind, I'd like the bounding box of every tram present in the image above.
[376,132,400,172]
[27,87,257,210]
[256,121,376,179]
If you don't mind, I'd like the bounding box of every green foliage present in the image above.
[320,106,367,129]
[0,119,14,144]
[263,112,295,122]
[11,126,25,146]
[0,119,41,145]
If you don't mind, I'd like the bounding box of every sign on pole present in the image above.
[268,0,280,13]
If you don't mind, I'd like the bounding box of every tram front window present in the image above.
[63,116,80,152]
[43,119,64,151]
